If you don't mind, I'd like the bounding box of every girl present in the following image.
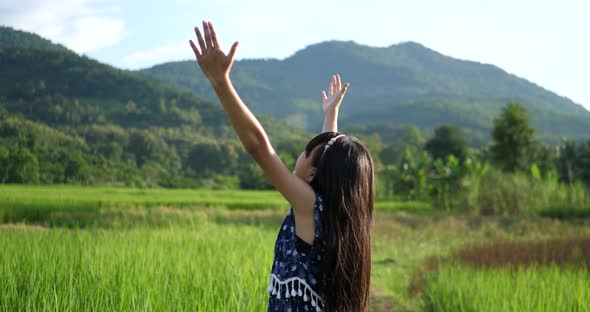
[190,21,375,312]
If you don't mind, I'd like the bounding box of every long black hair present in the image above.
[304,132,375,311]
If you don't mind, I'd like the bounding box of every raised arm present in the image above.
[189,21,315,216]
[321,74,349,133]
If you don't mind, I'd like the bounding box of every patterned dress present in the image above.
[267,192,326,312]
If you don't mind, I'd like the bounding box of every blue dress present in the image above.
[267,192,327,312]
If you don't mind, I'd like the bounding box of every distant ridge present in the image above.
[0,26,71,53]
[137,39,590,144]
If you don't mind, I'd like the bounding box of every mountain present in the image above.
[0,27,226,130]
[0,26,70,53]
[137,40,590,144]
[0,26,306,188]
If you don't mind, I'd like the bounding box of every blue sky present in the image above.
[1,0,588,111]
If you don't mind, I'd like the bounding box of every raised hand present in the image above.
[321,74,349,113]
[189,21,239,86]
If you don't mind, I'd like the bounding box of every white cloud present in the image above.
[0,0,125,53]
[121,40,192,69]
[67,16,125,52]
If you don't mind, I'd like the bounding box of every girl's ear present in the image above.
[306,168,317,182]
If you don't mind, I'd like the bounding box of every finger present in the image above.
[189,40,201,60]
[329,76,334,95]
[341,82,349,94]
[203,21,214,49]
[336,74,342,91]
[227,41,239,63]
[339,83,350,98]
[333,75,338,94]
[194,27,206,52]
[208,21,221,48]
[321,91,328,100]
[333,75,338,91]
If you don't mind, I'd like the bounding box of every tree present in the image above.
[576,140,590,186]
[238,162,273,190]
[0,104,7,118]
[379,143,407,166]
[401,125,425,146]
[186,142,238,177]
[529,141,556,179]
[556,139,577,184]
[9,147,40,183]
[425,125,468,162]
[64,152,91,183]
[0,145,10,183]
[489,102,535,172]
[127,130,168,167]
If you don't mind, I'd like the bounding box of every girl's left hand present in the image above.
[189,21,239,86]
[322,74,349,113]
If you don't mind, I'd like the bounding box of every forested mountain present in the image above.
[1,25,588,189]
[138,40,590,145]
[0,26,306,188]
[0,26,70,52]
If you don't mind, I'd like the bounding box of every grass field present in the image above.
[421,265,589,312]
[0,185,431,226]
[0,225,275,311]
[1,184,589,311]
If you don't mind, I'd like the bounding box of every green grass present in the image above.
[422,265,590,312]
[1,185,590,311]
[369,215,590,310]
[0,184,290,210]
[0,223,276,311]
[374,201,432,214]
[0,184,429,226]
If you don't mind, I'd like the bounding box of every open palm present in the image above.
[189,21,238,85]
[322,74,349,113]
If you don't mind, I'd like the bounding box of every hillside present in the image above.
[0,26,306,187]
[0,47,228,130]
[0,26,70,53]
[138,40,590,144]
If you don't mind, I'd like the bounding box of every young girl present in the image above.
[190,21,375,312]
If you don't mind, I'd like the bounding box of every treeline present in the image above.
[376,102,590,216]
[3,99,590,217]
[0,109,307,188]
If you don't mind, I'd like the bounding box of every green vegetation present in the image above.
[422,265,589,312]
[1,185,589,311]
[490,102,536,173]
[0,185,433,227]
[0,224,276,311]
[0,185,288,226]
[424,125,469,162]
[2,24,590,312]
[0,33,307,188]
[414,238,590,311]
[374,102,590,219]
[0,25,70,52]
[2,26,590,207]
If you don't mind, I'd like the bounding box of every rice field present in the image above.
[409,238,590,312]
[0,185,430,225]
[1,184,590,311]
[422,265,590,312]
[0,224,275,311]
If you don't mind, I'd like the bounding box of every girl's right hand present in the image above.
[322,74,349,113]
[189,21,239,87]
